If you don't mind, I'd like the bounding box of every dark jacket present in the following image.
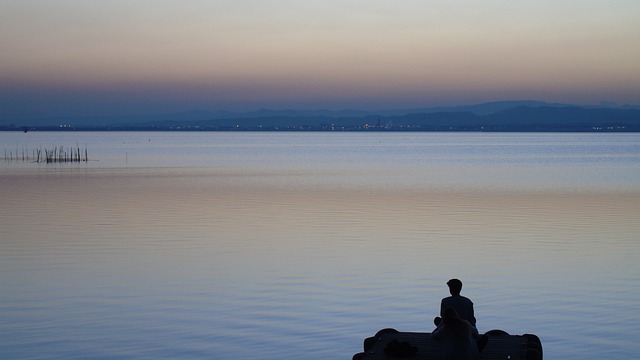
[441,295,476,327]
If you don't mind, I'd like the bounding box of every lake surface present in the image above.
[1,132,639,359]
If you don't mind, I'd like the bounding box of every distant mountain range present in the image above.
[3,101,640,131]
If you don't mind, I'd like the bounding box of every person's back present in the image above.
[441,294,475,327]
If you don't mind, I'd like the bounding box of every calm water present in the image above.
[1,132,639,359]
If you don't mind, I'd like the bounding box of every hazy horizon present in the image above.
[2,1,639,120]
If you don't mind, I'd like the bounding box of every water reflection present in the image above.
[1,133,640,359]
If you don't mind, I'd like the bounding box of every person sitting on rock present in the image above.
[434,279,476,328]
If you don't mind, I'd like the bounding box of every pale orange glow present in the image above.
[1,0,639,114]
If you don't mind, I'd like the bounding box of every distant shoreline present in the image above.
[3,102,639,132]
[2,127,638,132]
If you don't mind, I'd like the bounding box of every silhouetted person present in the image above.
[431,307,485,360]
[434,279,476,328]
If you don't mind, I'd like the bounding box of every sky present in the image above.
[1,0,639,118]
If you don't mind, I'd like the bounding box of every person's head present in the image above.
[447,279,463,296]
